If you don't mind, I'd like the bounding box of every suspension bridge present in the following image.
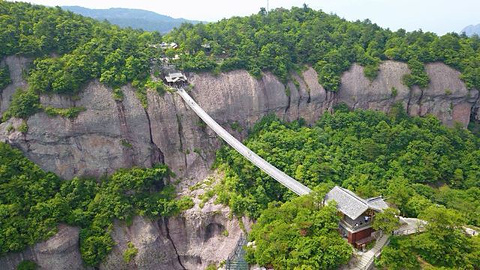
[176,87,312,196]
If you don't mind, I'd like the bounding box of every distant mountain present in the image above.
[62,6,201,33]
[461,24,480,37]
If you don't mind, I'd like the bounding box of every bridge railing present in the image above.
[176,88,312,196]
[225,234,248,270]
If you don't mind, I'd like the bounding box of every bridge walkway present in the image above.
[176,88,312,196]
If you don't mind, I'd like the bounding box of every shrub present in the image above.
[43,106,86,119]
[121,139,132,148]
[18,121,28,133]
[391,87,398,97]
[112,88,124,101]
[123,242,138,263]
[145,79,167,96]
[403,58,430,89]
[364,64,379,81]
[176,196,195,211]
[2,89,40,120]
[17,260,38,270]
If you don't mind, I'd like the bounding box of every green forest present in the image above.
[166,5,480,91]
[2,2,480,121]
[0,142,193,266]
[245,192,353,269]
[0,1,165,121]
[215,107,480,268]
[1,1,480,269]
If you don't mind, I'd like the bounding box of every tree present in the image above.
[404,194,432,217]
[386,177,414,215]
[0,66,11,90]
[246,195,352,269]
[373,208,401,234]
[376,236,420,270]
[415,206,471,267]
[2,89,41,120]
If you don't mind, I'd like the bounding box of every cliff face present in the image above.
[1,56,479,269]
[0,199,248,270]
[2,57,478,182]
[338,61,479,127]
[0,225,86,270]
[98,200,249,270]
[0,56,30,115]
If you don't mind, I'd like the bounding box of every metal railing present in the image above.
[340,219,373,233]
[176,88,312,196]
[225,234,248,270]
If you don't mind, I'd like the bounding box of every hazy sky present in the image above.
[19,0,480,35]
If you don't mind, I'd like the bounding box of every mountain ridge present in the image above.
[61,6,202,33]
[462,24,480,36]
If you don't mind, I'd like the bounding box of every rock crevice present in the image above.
[144,105,165,165]
[164,218,187,270]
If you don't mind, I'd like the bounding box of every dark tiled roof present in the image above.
[325,186,388,220]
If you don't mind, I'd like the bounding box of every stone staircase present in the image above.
[225,234,248,270]
[355,234,390,270]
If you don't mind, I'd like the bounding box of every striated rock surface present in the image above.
[1,81,161,180]
[2,58,478,181]
[0,56,30,116]
[167,200,250,269]
[337,61,411,111]
[0,225,88,270]
[338,61,479,127]
[100,216,183,270]
[99,201,249,270]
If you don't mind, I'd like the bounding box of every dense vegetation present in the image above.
[245,188,352,269]
[216,107,480,268]
[377,206,480,269]
[216,106,480,221]
[1,1,161,92]
[2,2,480,120]
[167,6,480,90]
[0,142,193,266]
[0,1,166,120]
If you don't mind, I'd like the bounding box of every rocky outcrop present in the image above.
[0,225,87,270]
[2,58,478,182]
[167,201,250,269]
[0,56,30,116]
[337,61,411,111]
[338,61,479,127]
[100,216,183,270]
[98,200,249,270]
[1,80,162,180]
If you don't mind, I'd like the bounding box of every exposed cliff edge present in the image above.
[0,225,87,270]
[0,56,479,269]
[1,57,478,182]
